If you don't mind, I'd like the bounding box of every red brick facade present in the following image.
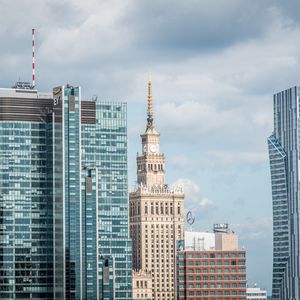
[177,250,247,300]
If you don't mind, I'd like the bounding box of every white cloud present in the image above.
[232,217,272,241]
[209,150,268,166]
[173,178,215,219]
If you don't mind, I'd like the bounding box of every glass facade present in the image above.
[81,102,132,300]
[0,91,53,299]
[268,86,300,300]
[0,87,132,300]
[53,86,83,300]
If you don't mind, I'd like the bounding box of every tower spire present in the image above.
[147,74,153,128]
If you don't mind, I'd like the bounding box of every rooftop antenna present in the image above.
[32,28,35,88]
[12,30,36,90]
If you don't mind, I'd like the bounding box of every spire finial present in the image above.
[147,74,153,128]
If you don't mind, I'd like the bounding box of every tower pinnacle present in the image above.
[147,76,153,128]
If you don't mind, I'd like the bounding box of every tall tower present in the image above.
[268,86,300,300]
[130,79,185,300]
[53,85,132,300]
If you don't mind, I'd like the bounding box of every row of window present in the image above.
[130,202,182,216]
[180,252,246,258]
[178,273,246,281]
[137,163,164,172]
[179,282,246,288]
[179,260,246,266]
[179,290,246,296]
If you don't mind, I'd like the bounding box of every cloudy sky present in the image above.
[2,0,300,293]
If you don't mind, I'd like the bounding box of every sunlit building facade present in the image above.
[268,86,300,300]
[130,80,185,300]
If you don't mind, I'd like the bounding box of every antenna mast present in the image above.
[32,28,35,88]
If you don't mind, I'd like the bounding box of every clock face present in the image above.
[149,144,157,153]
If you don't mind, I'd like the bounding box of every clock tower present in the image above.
[137,79,165,186]
[130,78,185,300]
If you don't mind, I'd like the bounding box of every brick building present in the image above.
[177,225,246,300]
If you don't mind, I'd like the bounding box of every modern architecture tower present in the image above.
[268,86,300,300]
[130,79,185,300]
[0,85,54,299]
[52,85,132,300]
[0,83,132,300]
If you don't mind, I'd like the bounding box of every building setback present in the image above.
[130,79,185,300]
[268,87,300,300]
[0,83,132,300]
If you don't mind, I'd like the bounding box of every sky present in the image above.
[2,0,300,293]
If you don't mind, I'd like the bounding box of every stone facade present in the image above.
[132,270,152,300]
[130,79,185,300]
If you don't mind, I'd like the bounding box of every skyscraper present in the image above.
[0,83,132,300]
[268,86,300,300]
[0,84,54,299]
[130,79,185,300]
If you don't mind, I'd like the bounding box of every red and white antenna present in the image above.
[32,28,35,88]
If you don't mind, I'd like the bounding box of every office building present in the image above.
[177,225,247,300]
[129,79,185,300]
[0,84,53,299]
[246,287,267,300]
[268,87,300,300]
[0,83,132,299]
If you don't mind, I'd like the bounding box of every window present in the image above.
[165,203,169,214]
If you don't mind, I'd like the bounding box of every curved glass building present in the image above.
[268,87,300,300]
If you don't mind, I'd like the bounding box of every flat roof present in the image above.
[0,87,52,99]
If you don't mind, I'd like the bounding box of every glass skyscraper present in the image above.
[268,86,300,300]
[0,87,53,299]
[0,84,132,299]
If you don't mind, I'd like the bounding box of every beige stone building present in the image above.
[130,79,185,300]
[132,270,152,300]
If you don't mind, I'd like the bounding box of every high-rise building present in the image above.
[0,83,132,300]
[129,79,185,300]
[268,87,300,300]
[177,226,247,300]
[0,84,53,300]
